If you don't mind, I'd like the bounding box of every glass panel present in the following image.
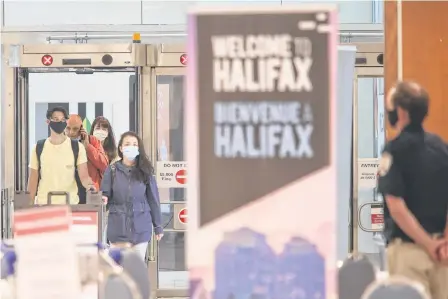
[156,75,187,289]
[357,78,375,159]
[161,203,175,229]
[356,76,385,267]
[156,75,186,202]
[158,231,187,289]
[27,71,134,165]
[375,78,386,156]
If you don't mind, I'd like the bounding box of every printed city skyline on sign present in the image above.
[190,228,326,299]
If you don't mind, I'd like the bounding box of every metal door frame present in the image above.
[1,41,189,297]
[350,42,385,255]
[1,42,148,239]
[147,44,188,298]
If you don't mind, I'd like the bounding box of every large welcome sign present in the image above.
[187,5,338,299]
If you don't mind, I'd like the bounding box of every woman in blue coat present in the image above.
[101,131,163,260]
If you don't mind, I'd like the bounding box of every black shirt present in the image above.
[378,124,448,243]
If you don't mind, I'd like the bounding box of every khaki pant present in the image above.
[387,239,448,299]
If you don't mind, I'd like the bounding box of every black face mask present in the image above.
[387,110,398,127]
[49,121,67,134]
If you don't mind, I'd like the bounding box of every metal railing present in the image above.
[45,30,383,43]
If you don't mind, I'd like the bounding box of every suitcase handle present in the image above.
[47,191,70,204]
[86,190,103,205]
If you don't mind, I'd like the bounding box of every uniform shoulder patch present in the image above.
[378,152,393,176]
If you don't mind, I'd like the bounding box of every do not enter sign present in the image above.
[176,169,187,184]
[156,161,187,188]
[178,208,188,224]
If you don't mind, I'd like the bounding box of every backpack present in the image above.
[106,163,116,208]
[36,139,79,183]
[110,164,116,192]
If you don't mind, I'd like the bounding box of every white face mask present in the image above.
[93,129,108,141]
[122,146,139,161]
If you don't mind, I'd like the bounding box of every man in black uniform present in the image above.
[378,81,448,299]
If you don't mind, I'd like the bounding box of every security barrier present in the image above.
[1,242,148,299]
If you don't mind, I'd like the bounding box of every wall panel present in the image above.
[142,0,280,25]
[384,0,398,140]
[3,1,142,26]
[4,0,377,26]
[4,0,282,27]
[283,0,373,23]
[384,1,448,141]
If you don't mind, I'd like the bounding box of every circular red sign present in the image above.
[178,208,188,224]
[41,55,53,66]
[175,169,187,184]
[180,54,187,65]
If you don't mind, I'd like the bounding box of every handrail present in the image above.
[45,31,383,43]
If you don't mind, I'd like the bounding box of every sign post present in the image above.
[187,5,338,299]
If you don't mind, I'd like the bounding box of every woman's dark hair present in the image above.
[90,116,117,163]
[118,131,154,183]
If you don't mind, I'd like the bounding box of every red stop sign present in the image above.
[178,208,187,224]
[176,169,186,184]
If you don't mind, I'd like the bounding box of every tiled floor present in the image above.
[158,271,188,289]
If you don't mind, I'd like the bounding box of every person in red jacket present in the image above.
[66,115,109,202]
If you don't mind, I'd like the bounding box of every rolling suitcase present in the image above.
[13,191,32,210]
[87,191,108,245]
[74,190,107,244]
[86,190,103,205]
[45,190,106,244]
[86,190,106,244]
[47,191,70,204]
